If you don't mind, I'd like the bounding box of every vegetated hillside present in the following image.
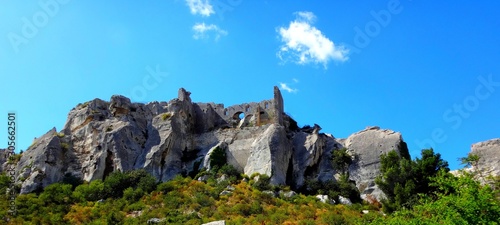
[1,87,499,224]
[1,147,499,224]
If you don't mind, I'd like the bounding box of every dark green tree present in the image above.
[373,170,500,224]
[375,148,449,213]
[413,149,449,195]
[331,148,352,176]
[103,171,130,199]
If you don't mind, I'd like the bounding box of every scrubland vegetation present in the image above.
[1,149,499,224]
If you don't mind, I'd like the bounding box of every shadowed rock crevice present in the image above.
[103,150,114,179]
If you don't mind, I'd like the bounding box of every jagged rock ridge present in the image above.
[4,87,409,201]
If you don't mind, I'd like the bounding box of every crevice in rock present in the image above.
[286,155,294,186]
[304,163,319,180]
[103,150,114,179]
[159,140,171,179]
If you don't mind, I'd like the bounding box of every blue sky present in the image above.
[1,0,499,170]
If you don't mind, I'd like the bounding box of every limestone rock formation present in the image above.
[15,128,66,193]
[341,126,409,201]
[470,138,500,177]
[9,86,409,201]
[13,87,289,193]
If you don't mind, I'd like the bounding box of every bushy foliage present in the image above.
[209,146,227,170]
[0,173,11,195]
[301,175,361,204]
[73,179,106,202]
[375,148,449,213]
[331,148,353,175]
[102,169,157,199]
[252,174,272,191]
[372,170,500,224]
[3,151,500,224]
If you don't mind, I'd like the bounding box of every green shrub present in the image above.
[73,180,106,202]
[331,148,352,175]
[209,146,227,170]
[60,142,70,150]
[161,112,172,121]
[157,181,175,194]
[252,174,272,191]
[123,187,144,202]
[39,183,74,206]
[218,164,241,179]
[103,171,130,199]
[0,173,11,195]
[102,169,157,199]
[8,153,22,164]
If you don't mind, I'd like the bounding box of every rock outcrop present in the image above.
[470,138,500,177]
[340,126,410,201]
[9,86,409,201]
[202,221,226,225]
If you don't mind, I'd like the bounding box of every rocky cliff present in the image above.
[3,87,410,201]
[469,138,500,177]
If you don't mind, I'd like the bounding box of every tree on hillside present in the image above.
[331,148,352,176]
[372,170,500,224]
[375,148,449,213]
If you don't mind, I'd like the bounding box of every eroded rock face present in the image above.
[245,124,292,184]
[11,87,408,201]
[15,128,66,193]
[12,87,292,193]
[292,130,330,188]
[470,138,500,177]
[342,126,409,201]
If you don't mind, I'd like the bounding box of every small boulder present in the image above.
[279,190,297,198]
[217,174,228,183]
[197,175,209,182]
[147,218,166,224]
[338,196,352,206]
[202,221,226,225]
[316,195,335,204]
[263,190,277,197]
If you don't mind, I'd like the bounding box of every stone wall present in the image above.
[194,86,285,129]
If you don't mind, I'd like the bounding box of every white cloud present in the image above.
[295,11,316,23]
[277,11,349,68]
[185,0,214,17]
[279,82,298,93]
[193,23,228,41]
